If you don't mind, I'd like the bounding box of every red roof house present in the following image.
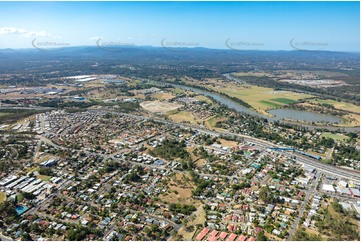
[236,235,247,241]
[219,232,228,240]
[227,233,237,241]
[196,228,210,241]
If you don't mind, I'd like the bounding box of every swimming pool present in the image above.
[15,205,28,215]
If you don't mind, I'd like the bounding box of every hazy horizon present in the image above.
[0,1,359,52]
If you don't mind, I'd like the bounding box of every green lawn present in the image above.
[37,174,52,181]
[321,132,349,142]
[16,193,23,203]
[210,84,312,115]
[270,98,298,105]
[170,88,186,94]
[259,100,282,109]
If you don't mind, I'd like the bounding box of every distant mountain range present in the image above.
[0,45,358,75]
[0,45,358,59]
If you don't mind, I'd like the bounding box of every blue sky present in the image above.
[0,1,359,51]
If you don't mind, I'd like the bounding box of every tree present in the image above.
[256,232,268,241]
[38,167,54,176]
[259,186,273,203]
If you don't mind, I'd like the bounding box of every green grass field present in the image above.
[210,84,312,115]
[37,174,52,181]
[259,100,282,108]
[169,111,197,123]
[206,116,219,127]
[194,95,213,104]
[321,132,349,142]
[170,88,186,94]
[270,98,298,104]
[16,193,23,203]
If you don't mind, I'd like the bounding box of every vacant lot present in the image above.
[37,174,52,181]
[338,113,360,127]
[205,115,227,131]
[178,205,206,240]
[152,92,176,101]
[194,95,212,103]
[218,138,239,148]
[140,100,182,114]
[169,87,186,94]
[169,111,197,123]
[0,192,6,203]
[309,98,360,114]
[160,173,198,205]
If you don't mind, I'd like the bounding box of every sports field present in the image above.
[140,100,182,114]
[320,132,348,142]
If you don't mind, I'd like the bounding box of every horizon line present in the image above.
[0,44,359,54]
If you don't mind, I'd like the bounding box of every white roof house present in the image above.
[322,184,335,192]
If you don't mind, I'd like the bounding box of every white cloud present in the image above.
[0,27,27,35]
[0,27,54,38]
[89,36,102,40]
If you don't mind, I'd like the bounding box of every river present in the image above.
[160,81,359,133]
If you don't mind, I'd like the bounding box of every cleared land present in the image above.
[309,98,360,114]
[178,206,206,240]
[205,115,227,131]
[169,111,197,123]
[152,92,176,101]
[194,95,212,104]
[169,87,186,94]
[160,173,198,205]
[0,191,6,203]
[218,138,239,148]
[140,100,182,114]
[37,174,52,181]
[210,84,312,115]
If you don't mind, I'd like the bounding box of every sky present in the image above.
[0,1,359,51]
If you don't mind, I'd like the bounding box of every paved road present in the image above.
[36,135,67,150]
[0,106,54,111]
[90,109,360,182]
[287,172,322,239]
[32,110,360,240]
[38,109,360,182]
[0,233,13,241]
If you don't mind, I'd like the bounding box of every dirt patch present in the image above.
[152,92,176,101]
[218,138,238,148]
[178,205,206,240]
[169,111,197,123]
[140,100,182,114]
[160,173,197,205]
